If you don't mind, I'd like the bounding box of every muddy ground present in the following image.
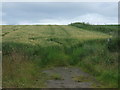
[42,67,102,88]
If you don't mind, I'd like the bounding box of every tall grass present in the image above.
[3,38,118,87]
[69,23,119,87]
[2,25,119,88]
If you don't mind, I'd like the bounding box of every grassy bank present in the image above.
[2,25,118,88]
[69,22,118,35]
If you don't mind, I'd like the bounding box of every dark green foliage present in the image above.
[2,32,9,36]
[107,38,120,52]
[69,22,119,35]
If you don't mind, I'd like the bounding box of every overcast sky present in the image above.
[1,2,118,25]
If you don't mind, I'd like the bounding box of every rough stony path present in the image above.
[43,67,102,88]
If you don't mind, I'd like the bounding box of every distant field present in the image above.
[2,25,110,46]
[2,25,118,88]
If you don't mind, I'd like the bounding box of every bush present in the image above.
[107,38,120,52]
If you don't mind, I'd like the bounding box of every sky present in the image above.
[1,2,118,25]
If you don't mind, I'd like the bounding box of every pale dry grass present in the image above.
[2,25,110,47]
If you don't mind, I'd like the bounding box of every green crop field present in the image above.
[2,24,119,88]
[2,25,110,46]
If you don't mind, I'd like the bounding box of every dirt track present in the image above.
[43,67,102,88]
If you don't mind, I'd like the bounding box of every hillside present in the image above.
[2,25,118,88]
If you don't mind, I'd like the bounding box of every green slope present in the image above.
[2,25,118,88]
[2,25,111,46]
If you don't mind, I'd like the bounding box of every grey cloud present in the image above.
[2,2,118,25]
